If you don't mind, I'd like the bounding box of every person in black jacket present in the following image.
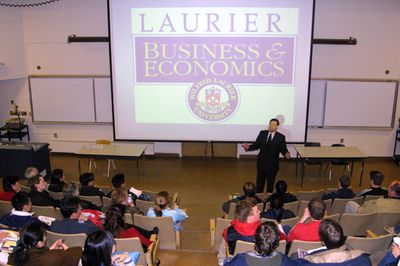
[266,180,297,204]
[261,194,295,221]
[221,181,264,214]
[28,175,59,207]
[322,175,355,201]
[358,170,388,198]
[48,168,65,193]
[242,118,290,193]
[79,172,105,197]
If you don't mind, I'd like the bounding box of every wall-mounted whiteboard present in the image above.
[30,77,112,123]
[308,80,398,128]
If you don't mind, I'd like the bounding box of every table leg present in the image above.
[78,157,81,175]
[301,160,305,187]
[359,160,365,186]
[295,152,299,178]
[350,161,354,177]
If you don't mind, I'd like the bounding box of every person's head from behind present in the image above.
[13,222,47,265]
[59,196,82,219]
[82,231,116,266]
[27,175,47,192]
[388,180,400,198]
[111,173,125,189]
[268,118,280,132]
[275,180,288,194]
[104,204,126,236]
[111,187,129,205]
[234,198,260,223]
[254,221,280,256]
[2,175,21,193]
[80,172,95,186]
[370,170,384,187]
[308,198,326,221]
[154,191,170,217]
[243,182,256,197]
[269,194,284,222]
[50,169,64,185]
[62,182,79,198]
[319,219,346,249]
[11,192,32,212]
[24,167,38,179]
[339,175,351,189]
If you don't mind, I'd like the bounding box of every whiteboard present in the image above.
[325,81,396,127]
[308,80,326,127]
[30,77,112,123]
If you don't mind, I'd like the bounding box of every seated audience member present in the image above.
[224,221,294,266]
[222,181,263,214]
[378,242,400,266]
[0,192,40,229]
[62,182,101,211]
[345,180,400,214]
[49,196,99,235]
[261,194,296,221]
[266,180,297,204]
[147,191,188,231]
[28,175,59,207]
[322,175,355,201]
[104,204,153,250]
[106,173,151,202]
[296,219,371,265]
[287,198,326,242]
[24,166,39,180]
[8,222,82,266]
[0,175,21,201]
[79,172,105,197]
[82,231,137,266]
[47,169,65,192]
[223,198,261,256]
[103,187,142,215]
[358,170,388,197]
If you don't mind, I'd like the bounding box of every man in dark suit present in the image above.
[242,118,290,193]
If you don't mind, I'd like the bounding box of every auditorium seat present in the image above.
[136,199,155,215]
[32,205,63,220]
[288,240,323,258]
[283,201,299,214]
[115,234,160,266]
[233,239,286,256]
[346,234,392,265]
[339,213,378,237]
[0,200,12,218]
[210,217,231,251]
[261,216,300,229]
[296,189,324,202]
[371,212,400,235]
[47,191,64,200]
[328,196,363,215]
[46,230,86,248]
[363,194,383,203]
[79,195,103,207]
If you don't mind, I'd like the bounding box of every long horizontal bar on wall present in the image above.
[67,35,109,43]
[313,37,357,45]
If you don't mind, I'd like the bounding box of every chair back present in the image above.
[339,213,378,237]
[324,213,340,223]
[136,199,155,215]
[0,200,13,218]
[79,195,103,207]
[96,185,112,196]
[288,240,323,258]
[32,205,63,220]
[371,212,400,235]
[296,190,324,202]
[346,234,393,265]
[134,214,178,249]
[284,201,299,214]
[102,196,112,208]
[211,218,232,251]
[363,195,383,203]
[95,139,112,145]
[329,197,363,215]
[46,230,86,248]
[115,237,146,265]
[20,185,30,193]
[323,199,332,211]
[233,240,254,256]
[227,202,236,219]
[261,216,300,229]
[142,190,158,201]
[47,191,64,200]
[124,213,134,224]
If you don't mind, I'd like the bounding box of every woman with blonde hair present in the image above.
[103,187,142,216]
[147,191,187,231]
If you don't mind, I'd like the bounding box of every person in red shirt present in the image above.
[0,175,21,201]
[287,198,326,242]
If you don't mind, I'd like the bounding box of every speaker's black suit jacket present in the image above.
[248,130,288,171]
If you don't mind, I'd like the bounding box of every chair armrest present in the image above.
[228,195,233,200]
[145,234,159,266]
[173,193,180,204]
[175,230,181,249]
[210,218,216,248]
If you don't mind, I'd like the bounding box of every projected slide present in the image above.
[109,0,314,142]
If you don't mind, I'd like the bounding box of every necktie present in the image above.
[267,134,272,144]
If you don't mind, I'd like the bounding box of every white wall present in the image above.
[0,0,399,156]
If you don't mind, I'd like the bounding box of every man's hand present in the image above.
[241,143,249,151]
[285,152,291,160]
[50,239,68,250]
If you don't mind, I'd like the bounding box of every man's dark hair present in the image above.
[319,219,346,249]
[370,170,384,186]
[254,221,280,255]
[275,180,288,194]
[242,182,256,197]
[79,172,94,186]
[2,175,19,192]
[11,192,30,211]
[51,169,63,185]
[308,198,326,220]
[111,173,125,189]
[339,175,351,188]
[59,196,81,218]
[269,118,280,125]
[234,198,257,223]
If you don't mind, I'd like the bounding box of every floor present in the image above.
[50,154,400,266]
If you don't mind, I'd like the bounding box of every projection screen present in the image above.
[109,0,315,142]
